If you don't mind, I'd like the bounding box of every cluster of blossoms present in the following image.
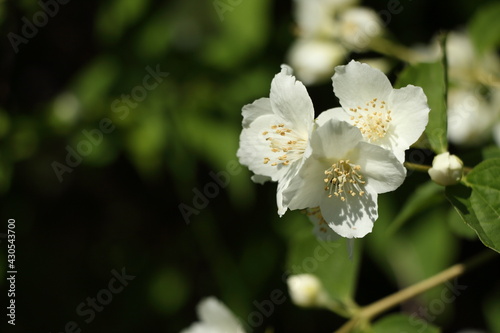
[238,60,430,239]
[443,31,500,147]
[287,0,386,85]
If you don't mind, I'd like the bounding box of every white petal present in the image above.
[315,107,351,126]
[237,115,289,181]
[320,185,378,238]
[332,60,393,111]
[277,159,304,215]
[387,85,430,150]
[283,157,326,210]
[197,297,245,333]
[306,207,341,241]
[251,174,272,184]
[270,66,315,134]
[355,142,406,193]
[242,98,273,128]
[311,119,363,160]
[180,323,219,333]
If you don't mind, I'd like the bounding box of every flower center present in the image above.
[349,98,392,143]
[262,124,307,167]
[324,159,366,201]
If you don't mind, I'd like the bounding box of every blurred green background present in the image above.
[0,0,499,332]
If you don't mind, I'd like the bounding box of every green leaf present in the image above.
[396,61,447,154]
[447,207,477,240]
[372,313,441,333]
[482,145,500,160]
[386,181,444,235]
[464,158,500,253]
[386,206,458,303]
[445,184,479,228]
[285,213,361,306]
[469,2,500,54]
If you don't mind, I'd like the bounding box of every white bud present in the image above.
[287,274,331,308]
[428,152,464,186]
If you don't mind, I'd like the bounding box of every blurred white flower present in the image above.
[237,65,315,215]
[287,274,332,308]
[447,87,496,146]
[323,60,430,162]
[180,297,246,333]
[287,38,347,85]
[283,119,405,238]
[294,0,359,38]
[409,40,441,63]
[493,123,500,148]
[446,30,500,84]
[337,7,384,51]
[428,152,463,186]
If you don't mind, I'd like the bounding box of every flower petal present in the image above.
[315,107,351,126]
[237,115,289,181]
[320,185,378,238]
[242,98,273,128]
[180,297,245,333]
[311,119,363,160]
[332,60,393,111]
[306,207,342,241]
[283,157,326,211]
[387,85,430,150]
[270,66,315,134]
[354,141,406,193]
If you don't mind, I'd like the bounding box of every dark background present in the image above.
[0,0,498,332]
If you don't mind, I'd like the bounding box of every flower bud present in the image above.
[287,274,331,308]
[428,152,464,186]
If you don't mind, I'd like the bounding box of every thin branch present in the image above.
[334,250,497,333]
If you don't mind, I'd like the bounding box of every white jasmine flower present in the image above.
[447,87,496,146]
[287,274,332,308]
[237,65,315,214]
[428,152,464,186]
[337,7,384,51]
[287,38,347,85]
[180,297,246,333]
[283,119,406,238]
[325,60,430,162]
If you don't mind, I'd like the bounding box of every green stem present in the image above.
[368,37,420,63]
[404,162,431,172]
[333,250,497,333]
